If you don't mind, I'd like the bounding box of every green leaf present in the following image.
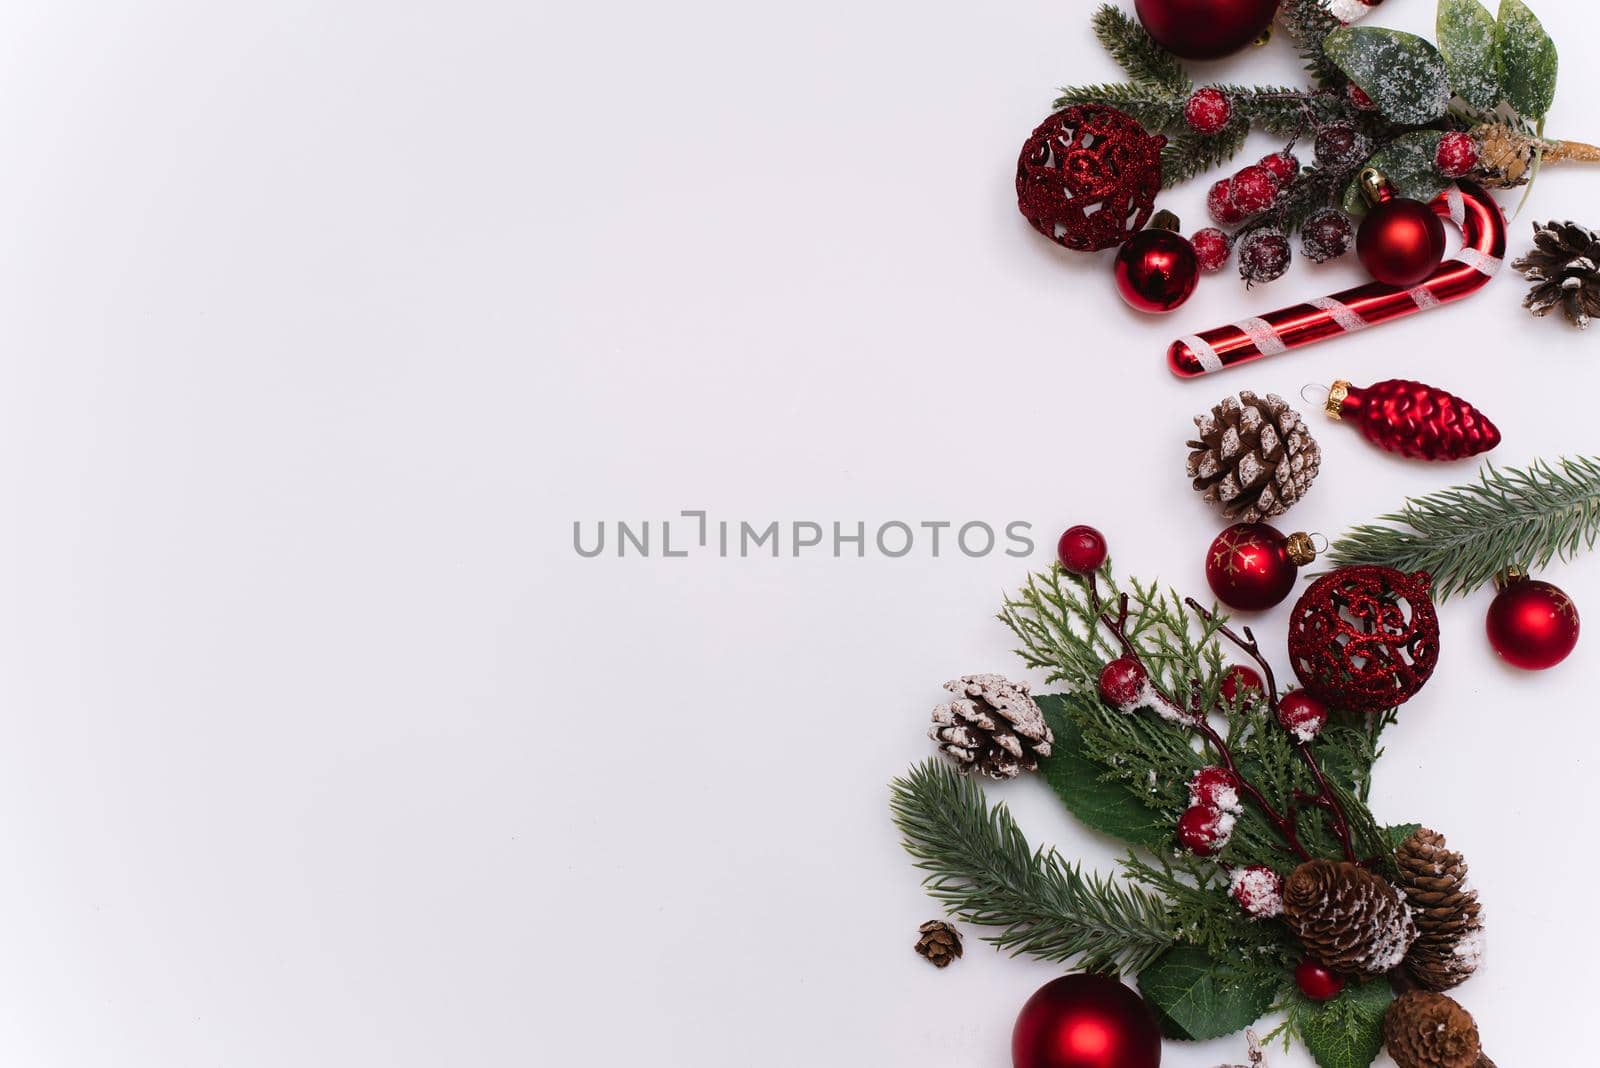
[1382,823,1423,850]
[1324,27,1451,125]
[1036,695,1171,848]
[1298,980,1394,1068]
[1341,131,1448,216]
[1137,946,1279,1042]
[1438,0,1502,108]
[1497,0,1558,119]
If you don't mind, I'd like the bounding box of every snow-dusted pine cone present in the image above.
[1512,220,1600,329]
[1187,392,1321,522]
[1282,860,1417,977]
[928,674,1053,781]
[1383,991,1482,1068]
[914,920,963,967]
[1395,829,1483,992]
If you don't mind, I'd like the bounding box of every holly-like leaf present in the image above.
[1497,0,1558,119]
[1036,694,1172,848]
[1341,131,1448,216]
[1382,822,1424,850]
[1137,946,1280,1042]
[1438,0,1502,109]
[1324,27,1451,125]
[1297,980,1394,1068]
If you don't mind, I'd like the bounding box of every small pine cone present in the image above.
[1384,991,1481,1068]
[929,674,1053,781]
[914,920,963,967]
[1512,220,1600,329]
[1282,860,1417,976]
[1395,829,1483,991]
[1470,122,1535,187]
[1187,392,1321,522]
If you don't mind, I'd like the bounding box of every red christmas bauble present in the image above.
[1486,574,1580,670]
[1134,0,1279,59]
[1287,566,1441,713]
[1013,975,1162,1068]
[1058,525,1109,575]
[1357,196,1447,287]
[1017,106,1167,253]
[1205,523,1307,612]
[1327,378,1501,461]
[1294,959,1345,1002]
[1115,227,1199,313]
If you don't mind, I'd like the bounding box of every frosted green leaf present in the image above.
[1297,981,1393,1068]
[1342,132,1448,216]
[1438,0,1502,109]
[1497,0,1558,119]
[1324,27,1451,125]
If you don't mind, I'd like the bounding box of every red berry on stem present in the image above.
[1301,208,1354,263]
[1230,866,1284,918]
[1229,165,1280,216]
[1238,228,1292,286]
[1277,691,1329,742]
[1436,131,1479,178]
[1208,179,1245,225]
[1221,664,1263,704]
[1189,766,1242,811]
[1184,87,1234,134]
[1177,805,1228,856]
[1098,657,1149,709]
[1115,227,1200,313]
[1295,959,1346,1001]
[1347,84,1376,111]
[1191,227,1233,272]
[1057,525,1108,575]
[1258,151,1300,183]
[1315,123,1369,170]
[1486,573,1581,670]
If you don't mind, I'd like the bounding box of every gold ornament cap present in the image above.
[1493,564,1529,591]
[1357,167,1395,207]
[1325,380,1351,420]
[1286,531,1319,567]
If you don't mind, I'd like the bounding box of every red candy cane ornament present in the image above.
[1168,181,1506,378]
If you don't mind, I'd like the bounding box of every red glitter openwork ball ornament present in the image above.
[1287,566,1441,713]
[1134,0,1279,60]
[1205,523,1317,612]
[1017,105,1168,253]
[1012,974,1162,1068]
[1486,570,1581,670]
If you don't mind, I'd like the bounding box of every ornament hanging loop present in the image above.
[1285,531,1319,567]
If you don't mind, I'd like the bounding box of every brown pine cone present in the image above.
[914,920,963,967]
[1384,991,1481,1068]
[1513,220,1600,329]
[1282,860,1417,976]
[929,674,1053,781]
[1395,829,1483,991]
[1187,392,1321,522]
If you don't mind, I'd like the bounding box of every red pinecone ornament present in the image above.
[1017,106,1167,252]
[1288,566,1440,713]
[1324,379,1501,461]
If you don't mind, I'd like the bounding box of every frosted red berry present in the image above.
[1238,228,1292,286]
[1188,766,1242,811]
[1184,88,1234,135]
[1347,84,1376,111]
[1220,664,1263,704]
[1295,959,1345,1001]
[1300,208,1355,263]
[1436,131,1479,178]
[1057,525,1108,575]
[1229,165,1280,215]
[1277,690,1329,742]
[1314,123,1369,170]
[1258,151,1300,184]
[1098,657,1149,709]
[1208,179,1245,225]
[1230,866,1284,919]
[1177,805,1228,856]
[1190,228,1232,272]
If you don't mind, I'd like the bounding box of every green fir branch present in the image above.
[1051,83,1184,131]
[1090,3,1191,95]
[1120,853,1297,964]
[889,759,1180,974]
[1327,457,1600,600]
[1162,124,1252,187]
[1278,0,1347,88]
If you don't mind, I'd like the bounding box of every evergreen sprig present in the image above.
[889,759,1180,975]
[1092,3,1191,94]
[1327,456,1600,600]
[1279,0,1347,88]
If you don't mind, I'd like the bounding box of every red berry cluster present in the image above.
[1300,208,1355,264]
[1207,153,1295,227]
[1179,766,1242,856]
[1435,131,1480,178]
[1183,88,1233,135]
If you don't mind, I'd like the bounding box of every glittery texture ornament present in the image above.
[1287,566,1440,713]
[1323,379,1501,461]
[1016,105,1167,253]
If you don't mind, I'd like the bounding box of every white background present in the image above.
[0,1,1595,1064]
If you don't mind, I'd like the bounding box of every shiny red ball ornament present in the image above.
[1486,570,1580,670]
[1205,523,1316,612]
[1134,0,1279,59]
[1115,215,1200,313]
[1356,169,1447,288]
[1322,378,1501,461]
[1287,566,1441,713]
[1220,664,1263,704]
[1017,105,1168,253]
[1012,974,1162,1068]
[1294,959,1345,1002]
[1058,525,1109,575]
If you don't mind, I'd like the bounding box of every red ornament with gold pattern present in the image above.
[1011,974,1162,1068]
[1205,523,1319,612]
[1486,567,1581,670]
[1318,378,1501,461]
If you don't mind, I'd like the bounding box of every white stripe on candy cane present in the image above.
[1179,335,1223,374]
[1446,185,1466,229]
[1235,317,1287,356]
[1454,248,1503,276]
[1310,296,1369,333]
[1408,286,1442,310]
